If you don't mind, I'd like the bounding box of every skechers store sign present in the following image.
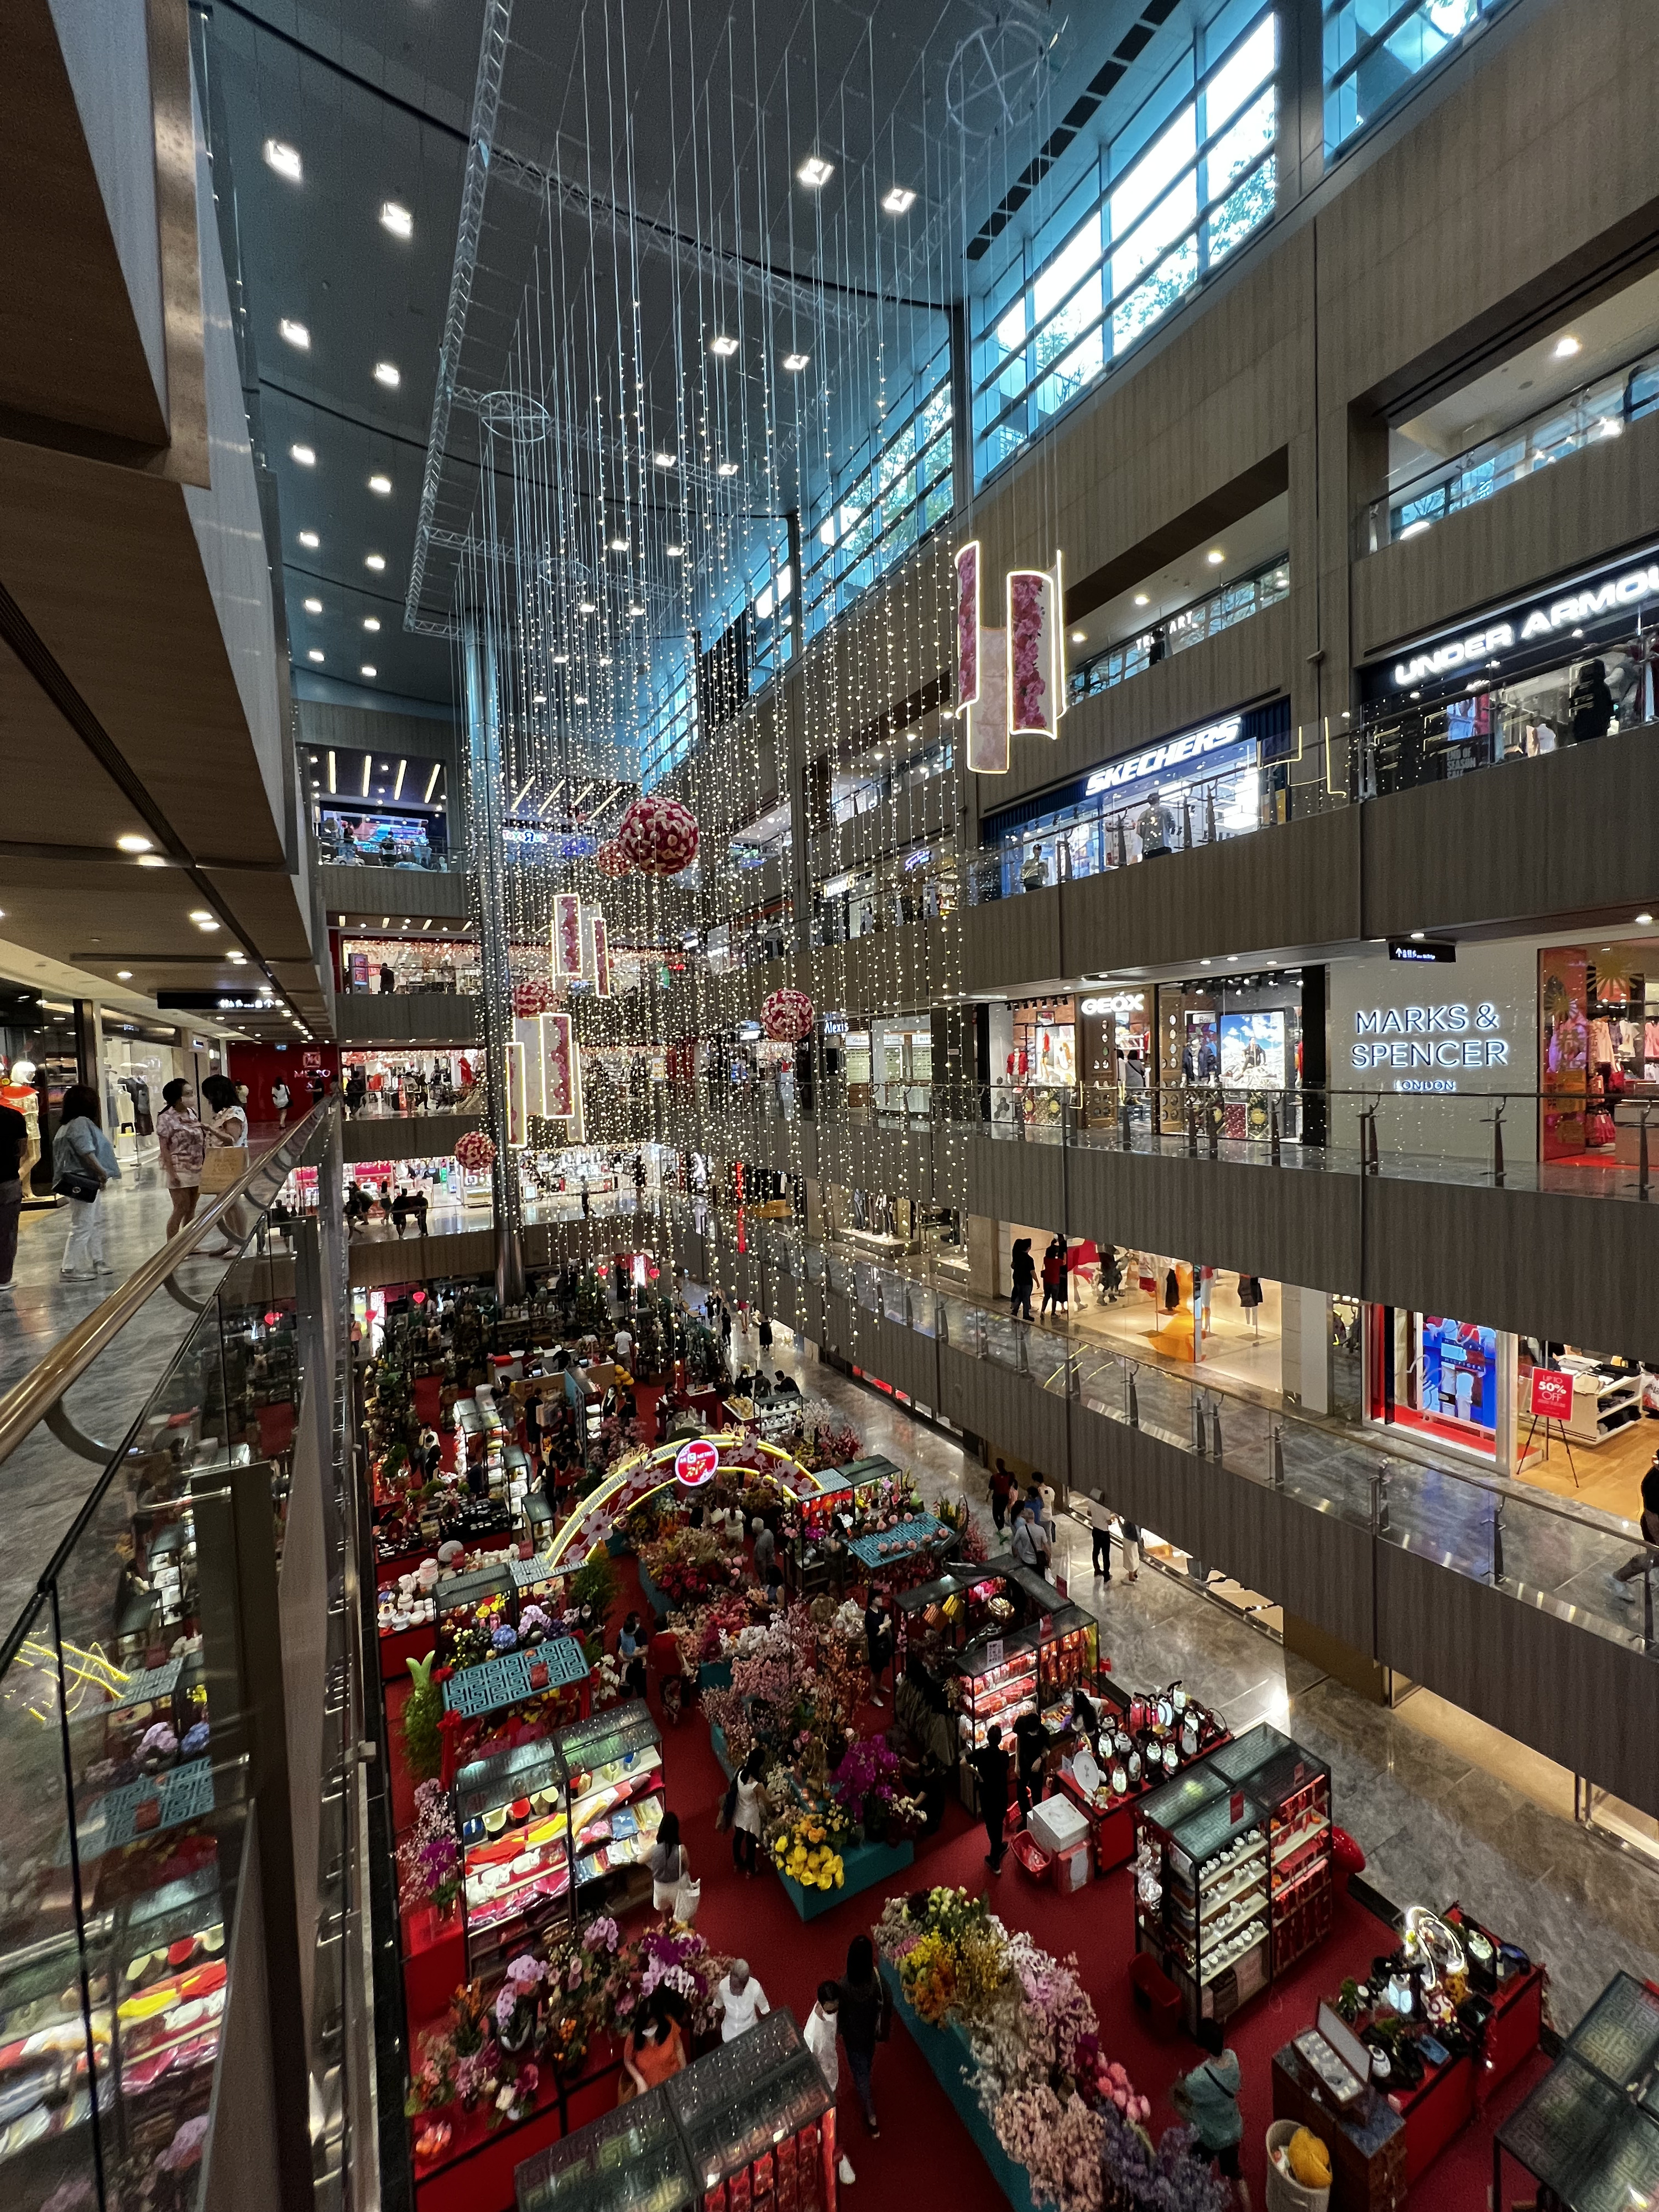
[1350,1000,1509,1085]
[1083,717,1244,792]
[1385,546,1659,690]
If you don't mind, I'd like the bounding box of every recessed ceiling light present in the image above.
[228,951,247,963]
[304,596,322,614]
[709,334,739,358]
[666,545,684,559]
[363,617,381,632]
[380,200,413,239]
[364,552,386,572]
[574,694,588,705]
[797,155,833,188]
[298,530,320,549]
[609,536,628,552]
[291,443,316,466]
[782,352,810,372]
[189,909,212,922]
[628,603,645,617]
[1639,913,1655,926]
[653,451,677,468]
[279,317,310,350]
[881,185,916,215]
[374,360,401,388]
[361,664,378,678]
[197,920,219,932]
[1199,958,1211,967]
[718,461,739,477]
[1410,930,1425,941]
[579,600,597,614]
[263,139,302,182]
[116,834,152,853]
[117,970,133,980]
[1134,592,1149,607]
[137,853,168,868]
[1071,630,1086,644]
[1553,335,1580,358]
[307,648,324,662]
[1227,952,1239,961]
[368,473,392,495]
[1206,549,1225,565]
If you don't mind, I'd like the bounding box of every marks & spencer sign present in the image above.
[1350,999,1509,1089]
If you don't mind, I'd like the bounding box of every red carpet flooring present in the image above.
[387,1552,1547,2210]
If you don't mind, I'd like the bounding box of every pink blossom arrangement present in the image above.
[397,1780,462,1917]
[957,544,980,701]
[1009,571,1053,734]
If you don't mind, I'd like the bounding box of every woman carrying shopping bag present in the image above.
[197,1073,249,1258]
[54,1086,120,1281]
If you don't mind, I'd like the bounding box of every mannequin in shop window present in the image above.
[1571,658,1615,744]
[1021,843,1048,893]
[1135,786,1176,858]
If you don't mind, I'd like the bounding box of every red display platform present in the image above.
[402,1901,466,2022]
[381,1621,435,1682]
[413,2049,621,2212]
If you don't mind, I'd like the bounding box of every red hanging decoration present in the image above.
[512,978,558,1019]
[595,839,631,880]
[454,1130,497,1173]
[761,987,815,1043]
[617,794,699,877]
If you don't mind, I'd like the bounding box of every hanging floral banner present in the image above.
[761,987,814,1042]
[618,794,699,877]
[542,1011,577,1120]
[512,977,557,1019]
[589,909,612,998]
[967,629,1009,774]
[955,540,981,708]
[1006,564,1066,738]
[552,893,585,978]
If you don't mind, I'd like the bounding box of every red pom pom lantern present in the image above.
[595,839,631,880]
[761,987,815,1044]
[617,795,699,878]
[454,1130,496,1173]
[512,978,558,1019]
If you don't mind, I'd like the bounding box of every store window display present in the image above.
[1540,939,1657,1164]
[1368,1309,1508,1462]
[1155,972,1306,1140]
[341,1051,478,1114]
[342,936,481,995]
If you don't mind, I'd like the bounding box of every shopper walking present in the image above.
[621,1998,686,2098]
[1011,1501,1052,1580]
[1609,1453,1659,1601]
[648,1809,688,1918]
[864,1591,894,1705]
[1010,1237,1035,1322]
[54,1084,119,1281]
[836,1936,890,2137]
[715,1959,770,2042]
[1172,2044,1250,2209]
[345,1068,367,1118]
[971,1721,1011,1872]
[731,1750,767,1875]
[1040,1236,1063,1317]
[1088,1490,1114,1580]
[804,1983,859,2185]
[0,1086,25,1299]
[199,1074,249,1258]
[989,1460,1014,1534]
[269,1075,291,1126]
[154,1079,206,1242]
[1118,1516,1142,1582]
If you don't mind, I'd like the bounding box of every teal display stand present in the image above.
[778,1833,914,1921]
[698,1658,733,1692]
[636,1562,670,1621]
[709,1722,734,1777]
[881,1968,1036,2212]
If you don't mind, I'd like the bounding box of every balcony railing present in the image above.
[1359,343,1659,555]
[1068,555,1289,704]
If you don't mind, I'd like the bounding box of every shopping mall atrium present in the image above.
[3,2,1658,2208]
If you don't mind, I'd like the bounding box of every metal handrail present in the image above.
[0,1097,333,1472]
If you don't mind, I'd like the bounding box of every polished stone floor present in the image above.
[757,1319,1659,2034]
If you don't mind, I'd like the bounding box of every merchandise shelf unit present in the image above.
[666,2008,836,2212]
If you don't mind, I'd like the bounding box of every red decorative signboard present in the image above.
[542,1012,576,1119]
[1528,1368,1575,1421]
[590,910,612,998]
[674,1437,720,1489]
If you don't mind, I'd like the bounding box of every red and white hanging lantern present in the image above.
[761,987,815,1044]
[617,794,699,877]
[595,839,631,880]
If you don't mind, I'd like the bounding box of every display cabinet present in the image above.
[666,2008,836,2212]
[556,1700,666,1917]
[434,1562,514,1665]
[1035,1606,1099,1722]
[895,1570,1005,1666]
[515,2084,696,2212]
[455,1739,572,1971]
[0,1926,109,2194]
[956,1628,1039,1752]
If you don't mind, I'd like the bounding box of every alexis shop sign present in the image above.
[1389,547,1659,690]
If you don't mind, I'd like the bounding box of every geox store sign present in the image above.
[1389,548,1659,689]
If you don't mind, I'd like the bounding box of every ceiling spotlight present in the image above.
[137,854,168,869]
[365,552,385,572]
[709,334,739,358]
[579,599,597,614]
[298,530,319,549]
[368,473,392,495]
[263,139,302,182]
[188,908,212,922]
[881,185,917,215]
[373,361,401,389]
[304,596,322,614]
[782,352,810,372]
[1071,630,1086,644]
[228,950,247,963]
[117,970,133,980]
[307,648,324,662]
[361,664,378,679]
[116,834,152,853]
[797,155,834,188]
[628,602,646,617]
[1206,549,1225,565]
[609,536,629,552]
[1134,592,1150,606]
[1410,930,1426,941]
[363,617,381,632]
[380,200,414,239]
[1639,912,1655,926]
[718,461,739,477]
[666,544,684,559]
[291,443,316,466]
[279,317,310,349]
[654,451,677,468]
[1553,335,1581,358]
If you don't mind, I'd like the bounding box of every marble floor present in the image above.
[753,1316,1659,2033]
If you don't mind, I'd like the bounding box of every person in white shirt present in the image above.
[1011,1503,1052,1579]
[614,1324,633,1370]
[1088,1490,1115,1580]
[804,1982,858,2185]
[717,1960,769,2042]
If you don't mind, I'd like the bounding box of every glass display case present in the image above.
[1498,1972,1659,2212]
[516,2084,696,2212]
[434,1562,514,1665]
[1135,1724,1332,2033]
[454,1739,571,1971]
[956,1627,1040,1752]
[0,1927,111,2199]
[556,1700,666,1918]
[895,1570,1007,1667]
[1036,1605,1099,1724]
[666,2008,836,2212]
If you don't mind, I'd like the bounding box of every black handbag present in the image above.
[54,1171,101,1203]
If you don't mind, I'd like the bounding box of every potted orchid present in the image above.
[397,1780,462,1921]
[493,1953,545,2057]
[830,1735,902,1840]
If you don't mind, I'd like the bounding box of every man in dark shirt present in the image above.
[0,1098,28,1294]
[971,1722,1011,1872]
[1013,1707,1047,1825]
